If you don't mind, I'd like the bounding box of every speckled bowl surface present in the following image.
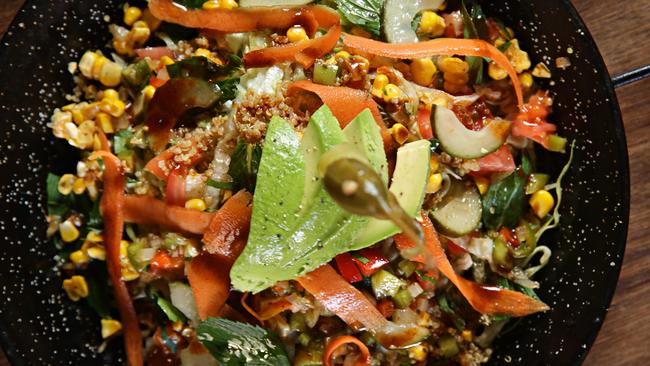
[0,0,629,365]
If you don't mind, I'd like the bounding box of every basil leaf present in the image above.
[482,170,526,230]
[228,140,262,193]
[335,0,385,37]
[197,318,290,366]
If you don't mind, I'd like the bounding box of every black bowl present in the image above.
[0,1,629,365]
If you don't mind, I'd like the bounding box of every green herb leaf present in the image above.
[207,179,234,190]
[155,294,187,322]
[46,173,74,216]
[461,1,489,85]
[167,56,239,82]
[228,140,262,193]
[335,0,385,37]
[497,40,513,53]
[216,77,239,101]
[197,318,290,366]
[482,170,526,230]
[352,252,370,264]
[416,270,436,285]
[113,129,134,155]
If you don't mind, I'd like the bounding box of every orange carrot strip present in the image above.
[202,190,253,257]
[257,298,293,321]
[298,264,389,332]
[122,195,214,235]
[287,80,393,152]
[96,129,111,152]
[394,213,550,317]
[324,335,371,366]
[240,292,265,324]
[342,34,523,107]
[89,151,142,366]
[187,251,233,320]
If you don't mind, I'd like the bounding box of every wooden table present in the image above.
[0,0,649,365]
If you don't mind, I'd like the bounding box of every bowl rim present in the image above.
[0,0,631,365]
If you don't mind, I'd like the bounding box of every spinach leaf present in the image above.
[461,1,489,85]
[335,0,385,37]
[167,56,240,82]
[482,170,526,230]
[197,318,290,366]
[228,140,262,193]
[46,173,74,216]
[84,261,111,318]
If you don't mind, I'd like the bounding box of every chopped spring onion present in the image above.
[547,134,568,153]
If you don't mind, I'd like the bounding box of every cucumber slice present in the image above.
[433,105,510,159]
[430,179,482,237]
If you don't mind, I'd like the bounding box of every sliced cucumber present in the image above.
[430,179,482,237]
[433,105,510,159]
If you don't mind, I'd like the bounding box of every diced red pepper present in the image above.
[352,247,389,277]
[416,107,433,140]
[446,240,467,256]
[150,250,185,280]
[499,227,520,247]
[334,253,363,283]
[376,299,395,318]
[473,145,515,176]
[150,75,168,88]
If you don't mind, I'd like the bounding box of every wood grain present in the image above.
[0,0,648,366]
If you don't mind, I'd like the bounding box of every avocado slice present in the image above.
[350,139,431,250]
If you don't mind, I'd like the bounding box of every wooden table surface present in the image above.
[1,0,649,365]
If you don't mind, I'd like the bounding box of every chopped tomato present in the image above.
[446,240,467,256]
[165,169,186,206]
[499,227,520,247]
[473,145,515,175]
[149,75,167,88]
[416,107,433,139]
[511,92,558,149]
[334,253,363,283]
[376,299,395,318]
[149,250,185,280]
[352,248,389,277]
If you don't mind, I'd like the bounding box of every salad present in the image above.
[46,0,574,365]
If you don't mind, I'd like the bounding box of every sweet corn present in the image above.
[130,21,151,44]
[510,49,531,73]
[426,173,443,194]
[390,123,409,145]
[335,50,351,59]
[185,198,207,211]
[372,74,389,98]
[78,51,122,87]
[474,176,489,195]
[99,61,123,87]
[520,72,533,88]
[71,108,85,125]
[59,219,80,243]
[202,0,220,9]
[86,245,107,261]
[410,58,437,86]
[92,134,103,152]
[462,330,473,342]
[443,81,466,94]
[75,120,96,149]
[419,11,446,37]
[122,267,140,281]
[220,0,238,10]
[287,25,308,43]
[408,344,428,362]
[160,55,175,66]
[382,83,401,102]
[58,174,76,195]
[101,319,123,339]
[532,62,551,78]
[70,250,89,265]
[488,62,508,80]
[72,177,86,195]
[194,48,212,59]
[429,155,439,173]
[86,231,103,242]
[123,6,142,26]
[101,98,126,117]
[143,85,156,101]
[530,189,554,218]
[96,112,114,133]
[63,275,89,301]
[120,240,130,258]
[102,89,119,101]
[438,57,469,75]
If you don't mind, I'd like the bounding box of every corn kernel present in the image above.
[172,321,184,332]
[96,112,114,133]
[443,81,465,94]
[488,62,508,80]
[382,83,401,102]
[408,344,428,362]
[87,246,107,261]
[194,48,212,59]
[143,85,156,101]
[72,178,86,195]
[101,319,123,339]
[70,250,89,265]
[532,62,551,78]
[390,123,409,145]
[76,120,96,149]
[335,50,351,59]
[122,267,140,281]
[372,74,389,98]
[86,231,103,242]
[462,330,473,342]
[185,198,207,211]
[124,6,142,26]
[120,240,130,258]
[419,11,446,37]
[59,219,80,242]
[287,26,308,43]
[202,0,220,10]
[101,98,126,117]
[474,176,489,195]
[92,134,103,151]
[160,55,175,66]
[91,56,107,80]
[220,0,238,9]
[511,49,531,73]
[530,189,554,218]
[438,57,469,75]
[520,72,533,88]
[98,61,123,87]
[426,173,443,194]
[79,51,98,79]
[58,174,76,195]
[102,89,119,101]
[71,108,85,125]
[429,155,439,173]
[411,58,437,86]
[63,275,89,301]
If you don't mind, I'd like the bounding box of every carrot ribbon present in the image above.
[122,195,214,235]
[324,335,371,366]
[394,213,550,317]
[90,151,142,366]
[342,33,524,107]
